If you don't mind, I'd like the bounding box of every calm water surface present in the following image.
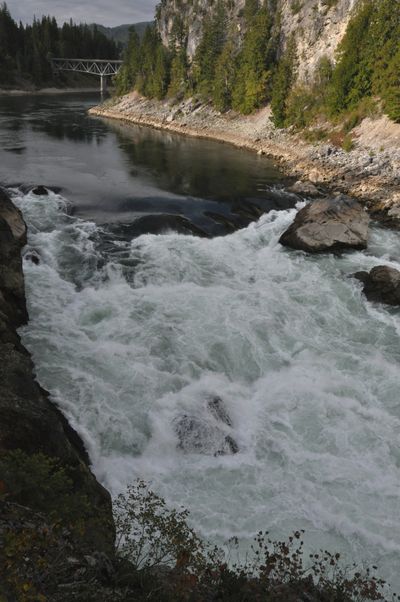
[0,92,294,234]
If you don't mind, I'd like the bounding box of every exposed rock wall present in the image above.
[0,188,115,556]
[157,0,359,82]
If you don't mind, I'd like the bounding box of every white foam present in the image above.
[14,189,400,589]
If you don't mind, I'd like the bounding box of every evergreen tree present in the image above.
[0,6,119,86]
[327,0,373,114]
[231,1,276,114]
[115,29,141,95]
[213,39,236,111]
[327,0,400,121]
[167,50,188,98]
[193,1,227,98]
[135,25,170,100]
[270,37,296,127]
[382,49,400,122]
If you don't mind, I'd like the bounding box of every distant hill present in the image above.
[91,22,153,46]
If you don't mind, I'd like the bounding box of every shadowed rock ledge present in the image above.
[0,188,115,556]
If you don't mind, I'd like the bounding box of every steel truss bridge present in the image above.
[51,58,123,92]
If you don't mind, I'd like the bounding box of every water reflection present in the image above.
[110,119,284,200]
[0,93,296,235]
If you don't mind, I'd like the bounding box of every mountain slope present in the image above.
[92,21,153,46]
[157,0,359,82]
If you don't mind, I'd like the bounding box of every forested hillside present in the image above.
[92,22,153,46]
[0,3,119,87]
[116,0,400,127]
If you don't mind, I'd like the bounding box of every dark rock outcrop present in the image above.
[354,265,400,306]
[279,195,369,253]
[0,188,115,556]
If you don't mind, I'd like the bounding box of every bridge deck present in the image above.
[51,58,123,64]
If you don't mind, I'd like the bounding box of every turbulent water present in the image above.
[12,186,400,589]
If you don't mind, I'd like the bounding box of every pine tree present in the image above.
[0,5,120,86]
[231,2,276,114]
[193,1,227,98]
[382,49,400,122]
[213,39,236,111]
[115,29,141,95]
[167,50,188,98]
[326,0,373,114]
[270,37,296,127]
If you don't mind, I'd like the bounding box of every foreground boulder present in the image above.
[354,265,400,305]
[279,195,369,253]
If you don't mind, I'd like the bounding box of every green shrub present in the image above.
[302,128,329,143]
[271,37,296,127]
[285,86,318,129]
[384,87,400,123]
[114,480,212,572]
[291,0,303,15]
[342,134,355,152]
[113,481,391,601]
[0,450,92,530]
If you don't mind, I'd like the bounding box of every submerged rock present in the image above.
[207,396,232,427]
[31,185,49,196]
[174,415,238,456]
[174,396,238,456]
[109,214,209,239]
[24,249,40,265]
[279,194,369,253]
[354,265,400,306]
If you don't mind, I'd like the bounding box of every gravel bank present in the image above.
[90,93,400,227]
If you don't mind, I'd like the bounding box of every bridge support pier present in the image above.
[100,75,107,94]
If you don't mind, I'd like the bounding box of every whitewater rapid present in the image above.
[13,189,400,588]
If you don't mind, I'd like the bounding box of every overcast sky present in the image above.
[7,0,157,27]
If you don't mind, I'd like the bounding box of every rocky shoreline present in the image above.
[89,93,400,228]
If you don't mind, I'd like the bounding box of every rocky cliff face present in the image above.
[157,0,359,82]
[0,189,115,556]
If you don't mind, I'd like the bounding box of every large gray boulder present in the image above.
[354,265,400,306]
[279,195,369,253]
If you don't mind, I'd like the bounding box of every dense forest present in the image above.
[0,2,119,86]
[116,0,400,127]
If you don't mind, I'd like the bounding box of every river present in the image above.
[1,92,400,591]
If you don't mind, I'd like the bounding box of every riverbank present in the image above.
[90,93,400,227]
